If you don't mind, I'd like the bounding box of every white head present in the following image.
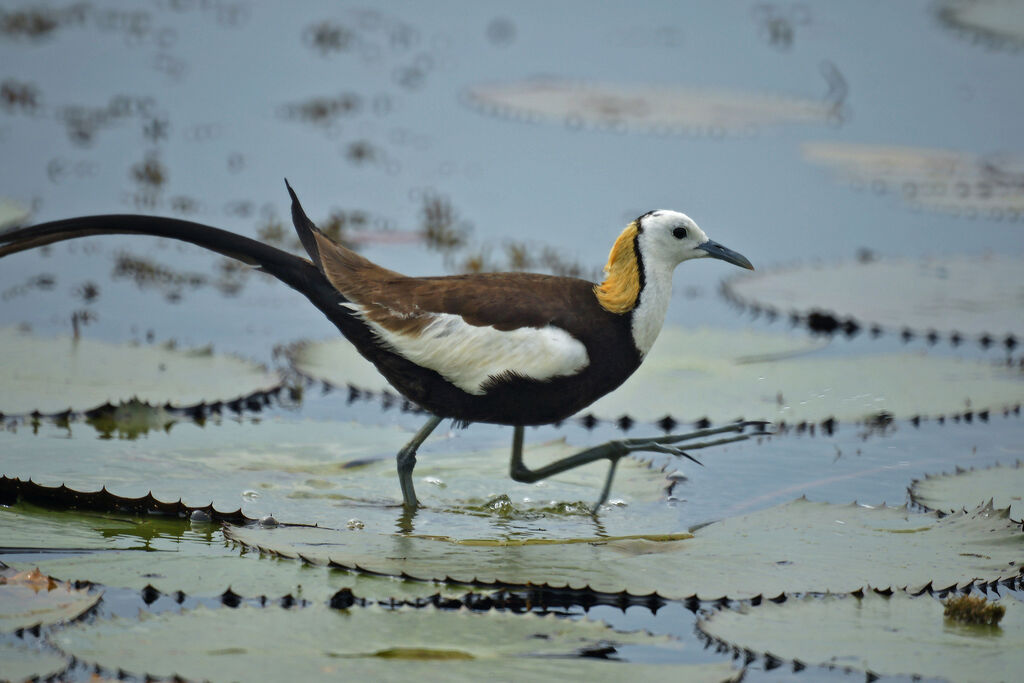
[634,210,753,273]
[595,209,753,356]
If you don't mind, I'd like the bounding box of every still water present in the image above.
[1,2,1022,681]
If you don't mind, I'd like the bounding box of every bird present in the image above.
[0,181,756,509]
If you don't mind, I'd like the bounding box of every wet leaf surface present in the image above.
[699,590,1023,681]
[52,603,742,682]
[0,640,69,682]
[0,327,281,415]
[0,418,679,536]
[589,329,1023,424]
[0,502,197,553]
[225,498,1024,600]
[0,567,101,633]
[725,254,1024,340]
[910,461,1024,518]
[0,502,473,603]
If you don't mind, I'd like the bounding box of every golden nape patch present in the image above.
[594,221,641,313]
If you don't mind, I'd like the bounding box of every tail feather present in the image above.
[0,187,440,412]
[285,178,325,274]
[0,211,333,316]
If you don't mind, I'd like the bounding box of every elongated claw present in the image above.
[643,442,705,465]
[509,421,765,514]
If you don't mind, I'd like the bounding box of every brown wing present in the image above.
[286,180,604,337]
[311,230,598,332]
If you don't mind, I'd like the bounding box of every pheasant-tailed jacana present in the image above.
[0,182,757,509]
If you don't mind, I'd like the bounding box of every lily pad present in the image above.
[591,327,1024,423]
[698,591,1023,681]
[803,142,1024,218]
[1,419,678,536]
[0,327,281,415]
[724,254,1024,341]
[0,640,68,683]
[51,604,742,682]
[225,498,1024,600]
[910,461,1024,518]
[0,567,102,633]
[0,502,473,603]
[935,0,1024,51]
[464,79,836,135]
[0,501,197,553]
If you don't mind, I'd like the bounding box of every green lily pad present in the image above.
[225,498,1024,600]
[724,255,1024,340]
[803,142,1024,217]
[592,328,1024,423]
[0,502,473,603]
[0,640,68,683]
[51,603,742,682]
[287,337,395,396]
[910,461,1024,518]
[0,327,281,415]
[0,567,102,633]
[1,418,679,537]
[464,79,836,135]
[698,591,1023,681]
[292,327,1023,424]
[935,0,1024,51]
[0,501,198,553]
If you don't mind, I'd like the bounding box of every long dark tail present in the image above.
[0,181,342,321]
[0,182,441,408]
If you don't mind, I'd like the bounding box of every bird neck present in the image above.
[629,257,672,358]
[594,220,671,357]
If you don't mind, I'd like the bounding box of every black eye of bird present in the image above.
[673,227,688,239]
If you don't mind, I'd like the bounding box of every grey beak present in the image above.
[698,239,754,270]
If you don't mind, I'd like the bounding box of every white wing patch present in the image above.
[356,308,590,395]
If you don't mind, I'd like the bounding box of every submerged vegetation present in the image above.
[943,594,1006,626]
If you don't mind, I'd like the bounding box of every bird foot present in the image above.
[589,421,768,511]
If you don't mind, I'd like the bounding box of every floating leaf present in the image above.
[287,337,398,396]
[226,498,1024,600]
[724,254,1024,341]
[699,591,1023,681]
[0,501,196,553]
[934,0,1024,51]
[292,327,1023,424]
[0,327,281,415]
[0,502,471,603]
[51,604,740,682]
[0,640,68,682]
[910,461,1024,518]
[590,328,1024,423]
[464,79,837,135]
[1,418,678,536]
[0,567,101,633]
[803,142,1024,218]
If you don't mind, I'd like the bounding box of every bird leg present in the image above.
[396,414,443,508]
[508,422,766,512]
